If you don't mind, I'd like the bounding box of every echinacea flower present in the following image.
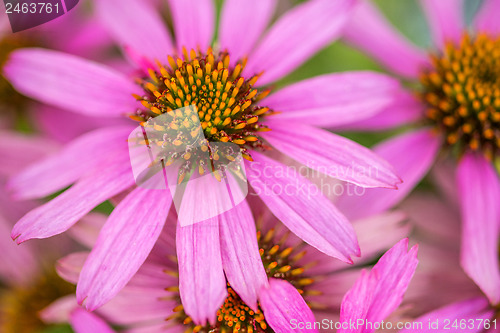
[51,208,415,332]
[4,0,403,311]
[0,131,78,333]
[334,0,500,306]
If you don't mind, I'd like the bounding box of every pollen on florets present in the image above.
[420,33,500,159]
[165,224,324,332]
[129,48,274,181]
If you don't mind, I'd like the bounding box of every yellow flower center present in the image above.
[420,33,500,159]
[130,48,275,182]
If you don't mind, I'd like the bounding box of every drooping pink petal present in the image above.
[167,0,215,51]
[419,0,464,49]
[8,126,131,200]
[263,121,401,188]
[260,278,318,333]
[343,0,428,79]
[98,285,175,326]
[176,219,227,326]
[336,128,441,221]
[262,72,403,127]
[95,0,174,64]
[457,153,500,305]
[76,187,171,311]
[57,251,89,285]
[339,239,418,333]
[11,155,135,244]
[219,0,277,64]
[219,201,268,311]
[69,213,107,248]
[474,0,500,35]
[245,0,355,86]
[247,152,360,263]
[334,91,424,131]
[33,101,131,143]
[399,297,494,333]
[3,49,141,116]
[0,131,59,177]
[70,308,115,333]
[0,213,37,285]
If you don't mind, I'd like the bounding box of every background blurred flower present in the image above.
[333,0,500,305]
[0,131,78,333]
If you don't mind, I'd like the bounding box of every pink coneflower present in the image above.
[51,210,416,332]
[334,0,500,307]
[4,0,403,312]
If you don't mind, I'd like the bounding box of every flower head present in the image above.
[3,0,403,312]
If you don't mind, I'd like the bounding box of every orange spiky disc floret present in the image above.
[420,33,500,160]
[130,48,274,166]
[165,225,325,333]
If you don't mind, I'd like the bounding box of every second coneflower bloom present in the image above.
[335,0,500,307]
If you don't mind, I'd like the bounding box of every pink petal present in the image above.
[457,153,500,305]
[0,131,59,177]
[247,152,360,263]
[262,72,403,127]
[219,0,277,64]
[176,219,227,326]
[343,0,428,79]
[76,188,172,310]
[11,154,135,244]
[95,0,174,64]
[474,0,500,35]
[57,251,89,284]
[3,49,141,116]
[70,308,115,333]
[8,126,131,200]
[40,295,78,324]
[400,297,494,333]
[219,201,268,310]
[334,91,424,131]
[419,0,464,49]
[339,239,419,333]
[260,278,318,333]
[33,103,131,143]
[245,0,355,86]
[353,211,411,261]
[167,0,215,51]
[69,213,107,248]
[263,121,401,188]
[98,285,174,326]
[336,128,441,221]
[0,213,37,285]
